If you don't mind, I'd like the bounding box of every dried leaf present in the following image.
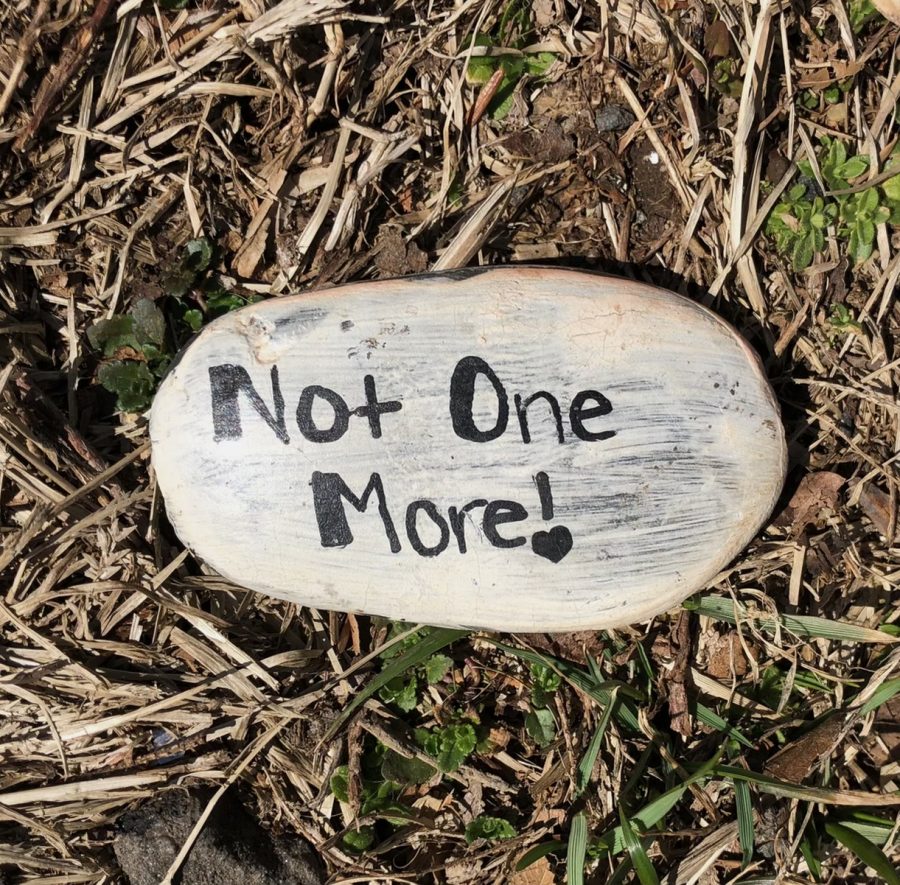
[856,482,894,539]
[706,632,750,680]
[764,716,842,784]
[704,20,735,59]
[510,856,555,885]
[666,611,694,738]
[775,471,845,534]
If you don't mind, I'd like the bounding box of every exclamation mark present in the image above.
[530,472,573,563]
[534,471,555,520]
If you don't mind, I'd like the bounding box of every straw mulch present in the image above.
[1,1,899,882]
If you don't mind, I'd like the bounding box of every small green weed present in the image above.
[378,675,418,712]
[464,0,556,120]
[765,137,900,269]
[843,187,891,263]
[88,299,169,413]
[766,185,837,272]
[828,303,863,339]
[329,740,514,854]
[376,625,454,713]
[465,815,517,844]
[162,236,260,332]
[322,627,495,854]
[88,237,259,413]
[530,661,562,708]
[525,660,560,747]
[341,826,375,853]
[800,89,820,111]
[849,0,880,32]
[330,741,427,854]
[711,58,742,99]
[415,722,477,772]
[704,21,742,98]
[344,625,481,775]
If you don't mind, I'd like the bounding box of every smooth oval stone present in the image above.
[150,267,786,632]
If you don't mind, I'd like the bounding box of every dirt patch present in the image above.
[502,119,576,164]
[626,137,677,242]
[114,788,323,885]
[373,228,429,278]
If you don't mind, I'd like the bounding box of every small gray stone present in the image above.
[594,104,636,133]
[114,788,323,885]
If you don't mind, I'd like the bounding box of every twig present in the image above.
[0,0,50,122]
[14,0,115,151]
[727,0,776,317]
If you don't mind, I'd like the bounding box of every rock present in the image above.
[113,788,323,885]
[594,104,635,133]
[150,267,786,632]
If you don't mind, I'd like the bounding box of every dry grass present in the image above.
[1,0,899,882]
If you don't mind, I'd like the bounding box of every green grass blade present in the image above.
[833,812,897,847]
[489,639,642,729]
[322,627,467,742]
[825,821,900,885]
[611,698,641,732]
[696,703,754,749]
[604,856,634,885]
[576,689,618,796]
[734,778,754,867]
[618,806,660,885]
[713,764,900,806]
[861,677,900,715]
[515,840,565,871]
[595,747,726,855]
[491,640,643,700]
[800,834,822,881]
[567,811,588,885]
[685,596,898,644]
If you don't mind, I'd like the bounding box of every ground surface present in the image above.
[1,0,900,883]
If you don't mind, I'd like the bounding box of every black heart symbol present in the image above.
[531,526,573,563]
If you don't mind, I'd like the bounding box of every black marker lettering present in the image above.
[448,499,489,553]
[297,385,350,443]
[514,391,565,444]
[352,374,402,439]
[570,390,616,442]
[406,500,450,557]
[449,356,508,443]
[482,500,528,548]
[533,471,555,520]
[209,364,289,444]
[310,471,401,552]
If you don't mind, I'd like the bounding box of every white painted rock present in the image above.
[150,268,786,632]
